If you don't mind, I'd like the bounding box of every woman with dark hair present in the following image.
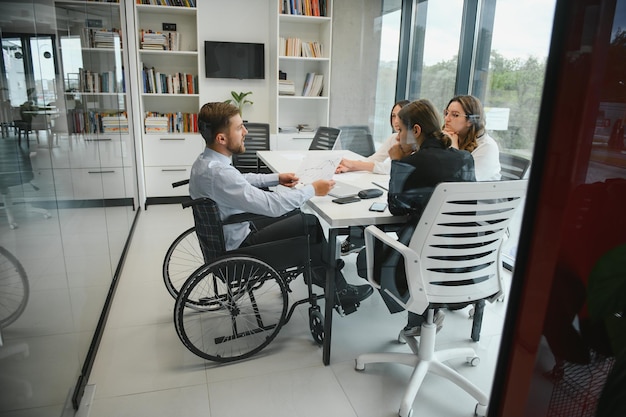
[358,99,476,336]
[442,95,501,181]
[336,99,410,174]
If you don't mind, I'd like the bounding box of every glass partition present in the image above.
[0,0,138,415]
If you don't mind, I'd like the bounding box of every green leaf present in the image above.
[588,244,626,319]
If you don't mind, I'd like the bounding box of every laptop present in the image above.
[328,181,362,198]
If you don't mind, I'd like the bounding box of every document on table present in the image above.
[295,154,342,184]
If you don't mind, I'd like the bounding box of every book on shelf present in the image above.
[279,79,295,96]
[281,0,326,16]
[136,0,196,6]
[140,29,180,51]
[301,72,315,96]
[309,74,324,96]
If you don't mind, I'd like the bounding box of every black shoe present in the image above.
[340,237,364,256]
[334,283,374,316]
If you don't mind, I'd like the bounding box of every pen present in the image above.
[371,181,388,191]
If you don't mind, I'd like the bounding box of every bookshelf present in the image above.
[134,2,202,200]
[274,0,332,150]
[54,0,134,200]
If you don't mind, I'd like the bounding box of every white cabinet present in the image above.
[274,1,332,150]
[133,3,201,202]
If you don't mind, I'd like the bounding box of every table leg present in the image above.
[322,228,339,365]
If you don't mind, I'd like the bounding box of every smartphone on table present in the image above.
[332,196,360,204]
[369,202,387,212]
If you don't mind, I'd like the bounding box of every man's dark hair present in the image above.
[198,102,240,145]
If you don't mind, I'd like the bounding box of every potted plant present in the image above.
[225,91,253,118]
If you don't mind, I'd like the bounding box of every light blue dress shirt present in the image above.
[189,147,315,250]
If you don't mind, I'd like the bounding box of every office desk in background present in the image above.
[258,150,405,365]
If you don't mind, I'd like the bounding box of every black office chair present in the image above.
[233,122,271,173]
[308,126,341,151]
[337,125,375,156]
[499,152,531,180]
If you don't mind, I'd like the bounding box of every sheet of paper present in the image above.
[295,154,342,184]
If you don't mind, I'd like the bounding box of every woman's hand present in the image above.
[335,158,354,173]
[443,129,459,149]
[278,173,299,187]
[388,143,413,160]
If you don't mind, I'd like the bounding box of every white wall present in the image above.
[197,0,272,123]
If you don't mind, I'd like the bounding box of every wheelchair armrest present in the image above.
[172,179,189,188]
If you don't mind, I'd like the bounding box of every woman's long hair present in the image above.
[390,99,410,131]
[398,99,451,147]
[444,95,486,153]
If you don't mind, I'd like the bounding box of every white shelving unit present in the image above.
[274,1,333,150]
[133,3,202,202]
[54,0,134,200]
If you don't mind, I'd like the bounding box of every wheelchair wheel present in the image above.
[0,246,29,328]
[163,227,204,300]
[174,255,288,362]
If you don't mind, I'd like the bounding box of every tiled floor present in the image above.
[86,204,511,417]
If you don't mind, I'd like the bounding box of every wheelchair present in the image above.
[167,182,325,362]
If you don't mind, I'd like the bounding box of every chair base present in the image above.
[355,319,488,417]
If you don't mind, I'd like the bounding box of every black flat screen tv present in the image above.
[204,41,265,79]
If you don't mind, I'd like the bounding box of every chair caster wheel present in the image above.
[475,402,487,416]
[467,356,480,366]
[309,307,324,345]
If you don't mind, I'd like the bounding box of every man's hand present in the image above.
[279,173,299,188]
[312,179,335,196]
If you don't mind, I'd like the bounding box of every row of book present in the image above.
[139,30,181,51]
[280,0,327,16]
[136,0,196,6]
[76,68,125,93]
[301,72,324,96]
[67,110,128,134]
[280,37,323,58]
[141,67,197,95]
[144,112,198,133]
[81,27,123,49]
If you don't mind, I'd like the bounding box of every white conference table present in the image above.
[258,150,406,365]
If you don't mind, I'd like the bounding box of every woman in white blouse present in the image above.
[442,95,501,181]
[335,99,410,175]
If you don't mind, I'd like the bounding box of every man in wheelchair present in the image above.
[189,102,373,315]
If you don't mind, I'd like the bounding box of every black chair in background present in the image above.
[233,122,270,173]
[499,152,531,180]
[337,125,375,157]
[308,126,341,151]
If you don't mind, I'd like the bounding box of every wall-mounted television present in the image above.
[204,41,265,80]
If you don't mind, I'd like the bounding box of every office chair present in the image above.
[308,126,341,151]
[499,152,531,180]
[233,122,271,173]
[355,180,527,417]
[336,125,375,156]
